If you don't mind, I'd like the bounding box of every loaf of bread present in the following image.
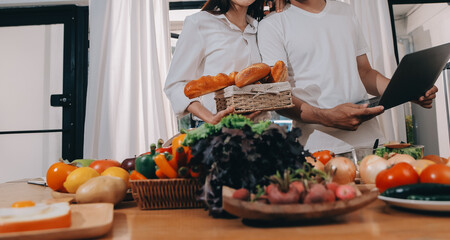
[184,73,234,99]
[271,60,288,83]
[235,63,271,87]
[228,71,238,83]
[0,202,71,233]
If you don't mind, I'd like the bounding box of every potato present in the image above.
[75,176,127,205]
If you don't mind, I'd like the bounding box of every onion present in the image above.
[386,154,415,166]
[306,156,325,171]
[324,157,356,184]
[359,155,388,184]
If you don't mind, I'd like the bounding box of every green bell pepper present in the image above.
[135,144,157,179]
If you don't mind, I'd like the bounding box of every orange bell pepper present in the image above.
[189,165,201,178]
[129,170,147,180]
[155,169,168,179]
[172,133,189,163]
[154,153,177,178]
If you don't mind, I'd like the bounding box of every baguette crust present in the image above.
[235,63,271,88]
[271,60,288,83]
[184,73,234,99]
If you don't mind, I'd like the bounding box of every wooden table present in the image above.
[1,180,450,240]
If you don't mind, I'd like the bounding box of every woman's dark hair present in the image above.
[202,0,265,21]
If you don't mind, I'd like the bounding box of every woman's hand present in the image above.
[208,106,235,125]
[244,111,263,121]
[412,85,438,109]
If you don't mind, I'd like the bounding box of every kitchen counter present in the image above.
[1,180,450,240]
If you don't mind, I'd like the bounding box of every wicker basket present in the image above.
[130,178,204,210]
[215,82,294,113]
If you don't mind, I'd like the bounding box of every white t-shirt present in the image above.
[258,2,385,154]
[164,11,261,118]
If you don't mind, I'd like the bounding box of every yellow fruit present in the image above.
[63,167,100,193]
[410,159,436,175]
[101,167,130,188]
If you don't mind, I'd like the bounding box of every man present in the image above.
[257,0,437,154]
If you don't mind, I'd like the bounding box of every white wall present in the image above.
[396,3,450,157]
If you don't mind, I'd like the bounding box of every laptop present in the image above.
[356,42,450,110]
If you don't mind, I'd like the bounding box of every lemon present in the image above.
[63,167,100,193]
[101,167,130,188]
[411,159,436,175]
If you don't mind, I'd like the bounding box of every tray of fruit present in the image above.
[222,169,379,221]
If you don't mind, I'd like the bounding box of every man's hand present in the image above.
[319,103,385,131]
[412,85,438,109]
[268,0,286,13]
[277,96,384,131]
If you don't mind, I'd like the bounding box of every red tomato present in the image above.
[375,162,419,193]
[89,159,121,174]
[46,162,77,192]
[420,164,450,184]
[312,150,335,165]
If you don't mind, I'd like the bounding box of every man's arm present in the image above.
[357,54,390,97]
[357,54,438,108]
[277,96,384,131]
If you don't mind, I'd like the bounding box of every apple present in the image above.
[72,159,95,167]
[120,157,136,172]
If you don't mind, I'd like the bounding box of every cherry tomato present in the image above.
[375,162,419,193]
[46,162,77,192]
[420,164,450,184]
[312,150,335,165]
[89,159,121,174]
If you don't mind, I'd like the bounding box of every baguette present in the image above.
[184,73,234,99]
[235,63,271,88]
[270,60,288,83]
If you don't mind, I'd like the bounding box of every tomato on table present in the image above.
[375,162,419,193]
[420,164,450,185]
[312,150,335,165]
[46,162,77,192]
[89,159,121,174]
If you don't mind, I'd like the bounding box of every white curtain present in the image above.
[339,0,407,143]
[84,0,177,161]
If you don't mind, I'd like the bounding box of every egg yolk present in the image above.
[11,200,36,208]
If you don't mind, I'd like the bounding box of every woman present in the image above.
[164,0,271,126]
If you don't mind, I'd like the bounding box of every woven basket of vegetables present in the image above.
[130,178,204,210]
[129,133,205,210]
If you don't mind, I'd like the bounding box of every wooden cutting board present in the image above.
[0,203,114,240]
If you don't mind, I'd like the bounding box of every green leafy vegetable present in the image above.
[189,123,310,217]
[182,114,271,146]
[375,146,423,159]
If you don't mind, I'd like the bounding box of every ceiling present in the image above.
[392,4,418,18]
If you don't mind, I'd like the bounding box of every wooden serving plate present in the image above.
[0,203,114,240]
[383,143,411,149]
[222,186,379,221]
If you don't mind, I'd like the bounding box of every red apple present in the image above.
[120,157,136,173]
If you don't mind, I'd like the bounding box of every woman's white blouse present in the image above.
[164,11,261,117]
